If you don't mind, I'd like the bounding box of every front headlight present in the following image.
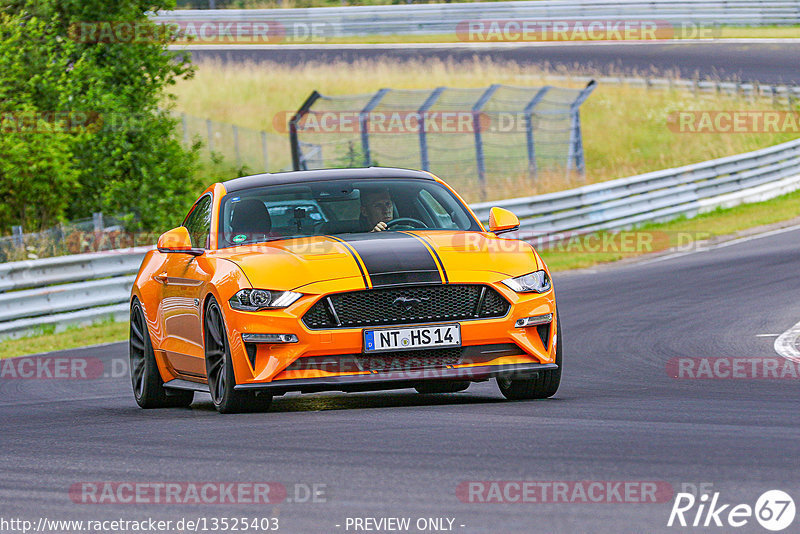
[502,270,551,293]
[229,289,302,311]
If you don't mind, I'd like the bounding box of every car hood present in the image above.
[214,232,539,293]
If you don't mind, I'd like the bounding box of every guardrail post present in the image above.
[359,88,390,166]
[261,131,269,172]
[417,87,445,171]
[11,226,23,248]
[290,90,322,170]
[523,86,551,181]
[473,84,500,201]
[566,80,596,179]
[92,212,104,233]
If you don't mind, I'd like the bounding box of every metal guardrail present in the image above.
[155,0,800,38]
[2,137,800,339]
[544,75,800,106]
[0,250,147,339]
[470,137,800,241]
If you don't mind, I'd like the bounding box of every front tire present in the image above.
[497,316,562,400]
[129,300,194,409]
[204,298,272,414]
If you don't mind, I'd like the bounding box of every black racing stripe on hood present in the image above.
[326,236,370,289]
[337,232,443,288]
[400,231,449,284]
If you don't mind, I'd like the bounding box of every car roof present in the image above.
[221,167,436,193]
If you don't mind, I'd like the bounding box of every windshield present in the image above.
[217,178,480,248]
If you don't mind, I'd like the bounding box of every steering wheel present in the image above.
[386,217,428,230]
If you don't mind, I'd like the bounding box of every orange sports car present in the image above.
[130,168,561,413]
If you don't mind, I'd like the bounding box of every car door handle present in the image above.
[154,272,169,284]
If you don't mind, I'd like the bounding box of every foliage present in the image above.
[0,0,200,234]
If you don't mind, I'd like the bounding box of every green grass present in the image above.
[2,187,799,357]
[0,320,128,360]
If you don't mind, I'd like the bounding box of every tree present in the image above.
[0,0,200,233]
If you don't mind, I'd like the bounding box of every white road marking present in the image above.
[774,320,800,363]
[756,334,780,337]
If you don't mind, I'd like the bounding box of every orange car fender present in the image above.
[130,249,173,382]
[198,256,253,384]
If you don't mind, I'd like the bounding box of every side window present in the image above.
[418,189,456,229]
[183,195,212,248]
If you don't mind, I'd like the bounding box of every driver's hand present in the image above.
[371,221,387,232]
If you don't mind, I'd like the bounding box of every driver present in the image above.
[360,188,395,232]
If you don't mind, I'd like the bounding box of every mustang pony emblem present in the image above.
[392,296,430,312]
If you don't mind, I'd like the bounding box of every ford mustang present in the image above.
[130,168,561,413]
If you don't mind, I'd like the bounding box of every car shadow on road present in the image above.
[185,389,513,414]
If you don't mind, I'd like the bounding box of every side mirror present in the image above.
[157,227,204,256]
[488,207,520,235]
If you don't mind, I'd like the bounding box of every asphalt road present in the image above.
[2,225,800,533]
[185,41,800,85]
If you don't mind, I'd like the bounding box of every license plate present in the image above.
[364,324,461,353]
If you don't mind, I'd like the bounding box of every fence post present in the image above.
[566,80,597,179]
[92,212,104,233]
[523,86,551,181]
[233,125,241,167]
[206,119,214,153]
[417,87,445,171]
[289,91,322,170]
[181,113,188,146]
[359,88,390,166]
[261,131,269,172]
[472,84,500,201]
[12,226,23,248]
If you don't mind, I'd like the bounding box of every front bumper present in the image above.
[233,362,558,395]
[223,282,557,390]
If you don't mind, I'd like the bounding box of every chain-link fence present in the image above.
[178,112,292,172]
[288,82,595,201]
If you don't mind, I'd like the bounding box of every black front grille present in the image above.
[302,284,510,329]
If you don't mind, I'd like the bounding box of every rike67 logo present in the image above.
[668,489,796,531]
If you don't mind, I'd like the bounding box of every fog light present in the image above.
[242,333,298,343]
[514,313,553,328]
